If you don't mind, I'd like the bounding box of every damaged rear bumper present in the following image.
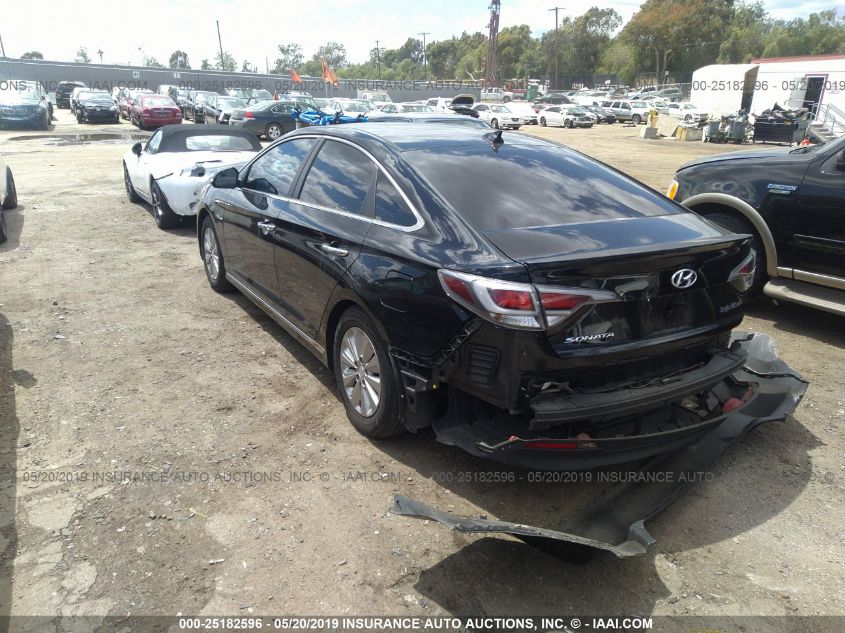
[432,333,803,471]
[393,332,807,558]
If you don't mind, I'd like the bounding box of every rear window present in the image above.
[185,135,257,151]
[144,96,175,107]
[403,143,681,231]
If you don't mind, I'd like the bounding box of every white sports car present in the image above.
[122,125,262,229]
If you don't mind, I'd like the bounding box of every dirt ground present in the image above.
[0,111,842,631]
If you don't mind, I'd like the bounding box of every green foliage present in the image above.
[20,51,43,60]
[75,48,91,64]
[215,51,236,72]
[145,57,164,68]
[169,50,190,69]
[272,44,304,74]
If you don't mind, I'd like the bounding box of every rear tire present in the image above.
[539,116,547,126]
[490,118,499,129]
[632,114,642,124]
[0,210,6,244]
[2,167,17,210]
[265,123,283,140]
[333,308,404,439]
[200,217,233,293]
[704,211,766,297]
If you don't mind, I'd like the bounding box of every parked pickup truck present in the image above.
[670,137,845,316]
[479,87,513,102]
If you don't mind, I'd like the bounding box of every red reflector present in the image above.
[442,274,474,304]
[523,441,578,450]
[488,288,533,310]
[540,292,589,311]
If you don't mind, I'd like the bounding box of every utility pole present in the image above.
[418,32,430,78]
[216,20,225,70]
[373,40,384,79]
[548,6,564,90]
[0,34,5,58]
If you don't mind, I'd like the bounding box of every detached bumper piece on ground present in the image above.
[391,332,807,560]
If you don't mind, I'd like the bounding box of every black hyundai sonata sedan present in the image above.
[195,123,760,470]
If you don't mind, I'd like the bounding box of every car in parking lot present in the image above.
[602,99,651,124]
[0,158,18,243]
[537,105,573,127]
[670,134,845,316]
[56,81,85,109]
[184,91,218,122]
[123,124,261,229]
[584,105,616,123]
[129,94,183,129]
[425,97,453,112]
[202,95,247,124]
[75,90,120,123]
[195,122,760,470]
[472,103,521,129]
[0,80,52,130]
[327,99,372,114]
[364,112,490,128]
[117,89,154,120]
[229,100,298,140]
[505,102,539,125]
[375,103,434,114]
[667,102,709,124]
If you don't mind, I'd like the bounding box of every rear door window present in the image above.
[374,173,416,227]
[243,137,317,196]
[298,140,375,217]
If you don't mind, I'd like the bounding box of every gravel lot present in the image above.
[0,110,842,630]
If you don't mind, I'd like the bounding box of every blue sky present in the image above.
[1,0,840,69]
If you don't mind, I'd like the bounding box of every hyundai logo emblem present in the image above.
[671,269,698,289]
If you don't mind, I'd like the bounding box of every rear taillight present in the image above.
[244,111,254,119]
[728,250,756,293]
[437,270,616,331]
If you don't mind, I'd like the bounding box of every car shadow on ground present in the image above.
[0,205,25,253]
[0,311,20,630]
[745,299,845,347]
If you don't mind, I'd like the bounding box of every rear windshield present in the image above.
[185,135,257,151]
[144,96,175,107]
[403,143,681,231]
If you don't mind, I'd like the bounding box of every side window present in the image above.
[146,130,162,154]
[244,138,317,196]
[374,172,416,227]
[298,140,376,216]
[622,103,631,110]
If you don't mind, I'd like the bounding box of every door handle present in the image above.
[320,243,348,257]
[257,220,275,234]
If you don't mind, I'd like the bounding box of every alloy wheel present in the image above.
[203,227,220,281]
[339,327,381,418]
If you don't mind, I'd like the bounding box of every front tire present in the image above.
[632,114,642,124]
[704,212,766,297]
[0,210,6,244]
[200,217,233,293]
[2,167,17,210]
[333,308,403,438]
[539,116,547,126]
[490,118,499,129]
[123,163,141,202]
[151,181,178,229]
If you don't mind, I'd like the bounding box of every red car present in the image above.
[130,95,182,130]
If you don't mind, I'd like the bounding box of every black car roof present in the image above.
[154,124,262,153]
[285,122,548,154]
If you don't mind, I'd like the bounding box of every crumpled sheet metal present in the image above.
[390,332,808,559]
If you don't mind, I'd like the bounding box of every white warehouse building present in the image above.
[691,54,845,139]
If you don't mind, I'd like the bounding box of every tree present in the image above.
[241,60,256,73]
[215,51,236,71]
[272,44,304,74]
[169,50,191,69]
[201,58,212,70]
[21,51,43,60]
[75,47,91,64]
[622,0,732,84]
[144,57,164,68]
[314,42,347,68]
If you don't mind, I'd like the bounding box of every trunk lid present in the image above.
[482,214,751,351]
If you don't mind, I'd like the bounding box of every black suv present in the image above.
[196,124,762,470]
[670,136,844,317]
[56,81,85,109]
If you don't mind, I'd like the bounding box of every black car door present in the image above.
[275,138,377,337]
[269,103,296,133]
[789,147,845,284]
[205,96,218,123]
[218,137,319,311]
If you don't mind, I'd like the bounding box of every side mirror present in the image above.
[836,148,845,170]
[131,142,142,156]
[212,167,239,189]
